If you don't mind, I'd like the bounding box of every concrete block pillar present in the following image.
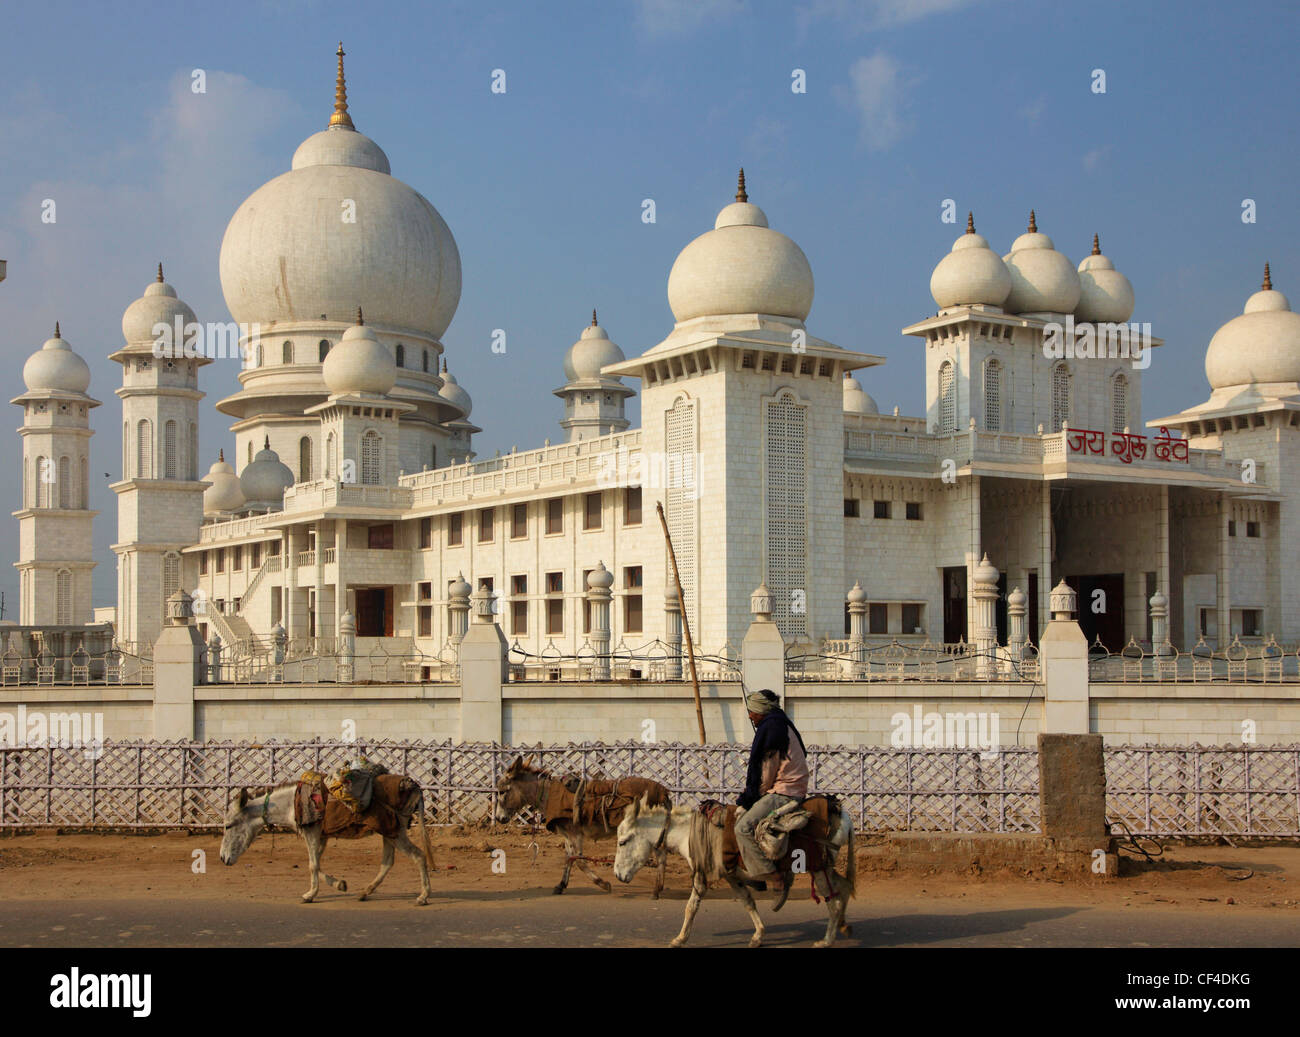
[1149,590,1169,655]
[1041,579,1090,734]
[742,582,786,705]
[460,586,508,743]
[847,581,867,665]
[1007,586,1027,676]
[1038,731,1108,842]
[338,610,356,683]
[448,572,471,645]
[664,586,683,680]
[587,562,613,681]
[973,554,999,679]
[153,589,203,740]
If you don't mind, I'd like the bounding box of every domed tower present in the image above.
[11,323,100,625]
[604,169,881,649]
[554,310,634,441]
[110,265,210,647]
[216,45,464,481]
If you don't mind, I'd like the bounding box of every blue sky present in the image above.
[1,0,1297,608]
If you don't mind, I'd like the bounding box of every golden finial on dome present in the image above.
[1028,210,1037,233]
[966,212,975,234]
[441,356,447,373]
[1263,262,1273,291]
[54,321,61,338]
[591,308,598,327]
[1092,234,1100,255]
[356,306,364,326]
[157,262,164,282]
[735,167,748,203]
[329,42,355,129]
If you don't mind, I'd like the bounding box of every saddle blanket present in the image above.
[294,772,421,839]
[542,777,671,834]
[701,794,840,875]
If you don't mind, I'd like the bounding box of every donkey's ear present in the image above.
[237,787,249,809]
[510,754,524,770]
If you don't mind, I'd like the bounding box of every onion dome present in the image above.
[239,436,294,506]
[439,357,473,417]
[667,169,814,323]
[219,44,460,339]
[1205,264,1300,389]
[322,309,397,395]
[203,449,246,515]
[23,322,92,394]
[565,310,627,381]
[121,263,198,346]
[842,372,879,414]
[929,213,1012,310]
[586,562,614,590]
[1001,211,1081,316]
[1075,234,1135,323]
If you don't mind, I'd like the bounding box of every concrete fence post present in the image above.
[459,586,508,743]
[742,582,786,705]
[153,589,203,740]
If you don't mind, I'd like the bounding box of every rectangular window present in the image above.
[584,492,602,531]
[479,576,494,594]
[199,551,208,576]
[1241,609,1262,637]
[510,601,527,636]
[368,524,394,550]
[512,574,528,596]
[906,501,922,521]
[418,581,432,599]
[478,507,494,543]
[418,605,432,638]
[250,542,261,569]
[624,486,642,526]
[1228,520,1237,537]
[546,571,563,594]
[624,565,643,633]
[902,603,923,634]
[419,516,432,549]
[216,549,226,573]
[511,503,527,539]
[869,602,888,634]
[874,500,891,519]
[546,498,563,535]
[1247,521,1261,538]
[232,546,243,571]
[546,598,563,635]
[448,512,463,546]
[844,499,860,517]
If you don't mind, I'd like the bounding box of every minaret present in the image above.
[12,323,100,624]
[554,310,634,441]
[109,265,210,648]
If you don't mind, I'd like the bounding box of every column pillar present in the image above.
[664,586,683,679]
[1150,590,1169,655]
[1040,481,1053,639]
[966,475,982,644]
[1217,495,1231,649]
[1007,585,1027,676]
[314,519,324,644]
[587,562,613,680]
[338,610,356,683]
[334,519,347,643]
[153,590,203,740]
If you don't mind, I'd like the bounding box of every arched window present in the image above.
[299,436,313,482]
[422,349,429,373]
[162,552,181,616]
[56,569,72,625]
[1051,363,1071,432]
[189,422,198,480]
[325,432,336,479]
[282,340,293,365]
[34,455,46,508]
[1112,373,1129,434]
[137,419,153,479]
[164,420,178,478]
[430,443,437,469]
[938,361,956,434]
[395,343,405,369]
[58,456,71,508]
[318,339,330,362]
[361,430,382,485]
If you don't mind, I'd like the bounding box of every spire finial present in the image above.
[735,167,748,203]
[264,435,270,450]
[329,42,355,129]
[157,262,164,282]
[218,448,225,462]
[1027,210,1037,233]
[355,306,364,326]
[966,212,975,234]
[1263,262,1273,291]
[54,321,61,338]
[1092,233,1100,256]
[441,356,447,373]
[591,308,598,327]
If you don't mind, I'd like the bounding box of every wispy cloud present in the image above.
[1020,94,1047,126]
[1083,145,1110,171]
[747,117,791,156]
[634,0,747,36]
[798,0,991,33]
[838,52,909,151]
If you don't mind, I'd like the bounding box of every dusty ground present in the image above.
[0,828,1297,946]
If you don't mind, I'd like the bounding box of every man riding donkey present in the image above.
[734,687,808,910]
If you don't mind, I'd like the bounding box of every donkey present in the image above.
[614,795,856,947]
[494,755,669,897]
[219,780,435,905]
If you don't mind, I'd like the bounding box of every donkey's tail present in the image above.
[837,810,857,899]
[416,789,436,872]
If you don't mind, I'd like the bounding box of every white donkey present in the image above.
[614,795,856,947]
[219,782,434,905]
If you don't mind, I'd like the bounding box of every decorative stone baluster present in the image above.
[973,555,999,679]
[847,581,867,666]
[587,562,613,680]
[664,586,683,680]
[448,572,471,645]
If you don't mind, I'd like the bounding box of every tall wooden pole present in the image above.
[657,501,706,746]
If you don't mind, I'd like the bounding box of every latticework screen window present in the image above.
[765,393,808,640]
[938,362,956,433]
[665,397,697,632]
[984,359,1001,431]
[1112,375,1128,434]
[361,431,382,485]
[1051,364,1070,432]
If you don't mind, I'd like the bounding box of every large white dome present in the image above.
[1205,265,1300,390]
[218,48,460,339]
[667,170,814,323]
[1075,235,1134,323]
[1002,212,1081,316]
[930,214,1011,309]
[23,323,91,394]
[121,265,198,346]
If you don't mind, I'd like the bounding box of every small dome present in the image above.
[565,312,626,381]
[929,214,1012,309]
[203,451,245,515]
[667,170,814,323]
[842,373,879,414]
[439,360,472,418]
[1002,211,1081,315]
[23,323,91,394]
[291,127,390,174]
[322,312,397,395]
[121,265,198,346]
[1075,235,1134,323]
[1205,265,1300,390]
[239,438,294,506]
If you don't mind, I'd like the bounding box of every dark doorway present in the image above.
[942,566,967,644]
[354,587,393,637]
[1068,573,1125,651]
[995,572,1007,645]
[1028,572,1039,645]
